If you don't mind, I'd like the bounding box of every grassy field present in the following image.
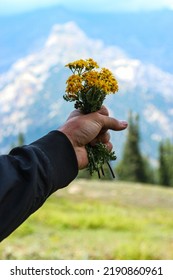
[1,179,173,260]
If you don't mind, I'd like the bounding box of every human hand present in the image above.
[59,106,128,169]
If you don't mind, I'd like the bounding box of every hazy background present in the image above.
[0,0,173,162]
[1,0,173,15]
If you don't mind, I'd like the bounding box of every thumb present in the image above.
[99,114,128,131]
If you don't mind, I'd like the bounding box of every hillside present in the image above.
[1,179,173,260]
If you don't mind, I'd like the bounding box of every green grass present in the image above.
[1,180,173,260]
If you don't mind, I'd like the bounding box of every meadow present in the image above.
[0,179,173,260]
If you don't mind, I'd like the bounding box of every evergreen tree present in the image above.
[142,156,157,185]
[18,132,25,146]
[158,139,173,187]
[116,111,147,183]
[10,132,25,151]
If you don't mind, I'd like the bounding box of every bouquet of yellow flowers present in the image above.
[63,58,119,178]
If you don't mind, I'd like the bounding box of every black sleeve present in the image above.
[0,130,78,242]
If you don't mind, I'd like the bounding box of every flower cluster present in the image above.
[64,59,118,114]
[63,58,119,177]
[66,58,99,73]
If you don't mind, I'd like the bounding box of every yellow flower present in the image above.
[65,74,83,96]
[85,58,99,70]
[81,67,118,94]
[99,68,119,94]
[65,58,118,100]
[65,58,99,74]
[82,71,100,87]
[66,59,86,70]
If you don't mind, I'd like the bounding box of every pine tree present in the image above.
[158,139,173,187]
[116,111,147,183]
[10,133,25,151]
[18,132,25,146]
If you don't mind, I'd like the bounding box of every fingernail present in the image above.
[120,121,128,127]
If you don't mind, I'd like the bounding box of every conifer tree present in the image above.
[18,132,25,146]
[158,140,173,187]
[116,111,147,183]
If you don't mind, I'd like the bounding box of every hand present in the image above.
[59,106,128,169]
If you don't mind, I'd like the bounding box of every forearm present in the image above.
[0,131,78,241]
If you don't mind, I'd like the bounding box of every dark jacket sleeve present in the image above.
[0,130,78,242]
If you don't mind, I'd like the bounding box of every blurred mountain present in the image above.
[0,7,173,163]
[0,7,173,73]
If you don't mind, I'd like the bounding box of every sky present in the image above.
[0,0,173,15]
